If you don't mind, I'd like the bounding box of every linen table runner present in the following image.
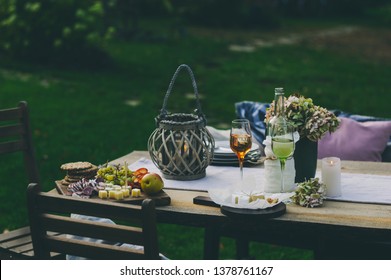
[129,158,391,205]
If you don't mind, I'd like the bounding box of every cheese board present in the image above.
[55,180,171,206]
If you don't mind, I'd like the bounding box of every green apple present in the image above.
[140,173,164,195]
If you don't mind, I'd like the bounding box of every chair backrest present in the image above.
[0,101,40,184]
[26,183,160,260]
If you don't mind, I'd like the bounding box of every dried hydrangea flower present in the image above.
[265,93,340,141]
[292,178,326,208]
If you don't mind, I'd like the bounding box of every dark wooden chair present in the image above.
[0,101,39,184]
[0,101,41,259]
[27,183,161,260]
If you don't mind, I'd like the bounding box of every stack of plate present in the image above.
[211,140,261,166]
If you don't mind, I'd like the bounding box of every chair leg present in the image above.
[236,238,251,259]
[203,225,220,260]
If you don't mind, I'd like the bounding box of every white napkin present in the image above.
[208,187,294,209]
[262,136,296,193]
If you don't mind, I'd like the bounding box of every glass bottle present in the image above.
[267,87,285,136]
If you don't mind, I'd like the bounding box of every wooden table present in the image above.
[110,151,391,259]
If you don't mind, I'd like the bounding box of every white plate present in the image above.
[214,141,259,155]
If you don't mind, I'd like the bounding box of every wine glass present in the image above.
[230,119,252,181]
[271,121,295,192]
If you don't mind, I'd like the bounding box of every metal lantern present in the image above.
[148,64,214,180]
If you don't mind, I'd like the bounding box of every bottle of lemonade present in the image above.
[263,87,296,193]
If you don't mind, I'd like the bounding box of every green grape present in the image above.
[96,163,139,187]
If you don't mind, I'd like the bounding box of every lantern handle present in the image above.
[157,64,206,124]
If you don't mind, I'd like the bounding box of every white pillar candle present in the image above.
[321,157,341,197]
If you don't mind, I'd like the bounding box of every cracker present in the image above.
[66,172,96,181]
[61,161,92,171]
[60,179,70,186]
[64,175,82,183]
[67,171,96,179]
[67,165,98,175]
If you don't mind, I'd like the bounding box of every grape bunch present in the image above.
[96,163,148,188]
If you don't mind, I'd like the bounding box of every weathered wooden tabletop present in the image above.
[110,150,391,259]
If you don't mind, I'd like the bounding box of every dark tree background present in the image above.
[0,0,388,68]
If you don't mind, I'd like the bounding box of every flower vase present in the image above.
[293,137,318,183]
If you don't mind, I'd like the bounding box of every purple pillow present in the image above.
[318,117,391,162]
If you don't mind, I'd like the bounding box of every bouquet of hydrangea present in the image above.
[292,178,326,208]
[265,93,340,141]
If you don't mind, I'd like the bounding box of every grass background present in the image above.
[1,12,391,259]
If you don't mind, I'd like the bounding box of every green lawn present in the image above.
[1,16,390,259]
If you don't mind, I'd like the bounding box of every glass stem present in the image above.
[239,159,244,181]
[280,159,286,193]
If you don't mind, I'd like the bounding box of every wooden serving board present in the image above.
[55,180,171,206]
[221,203,286,220]
[193,195,286,219]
